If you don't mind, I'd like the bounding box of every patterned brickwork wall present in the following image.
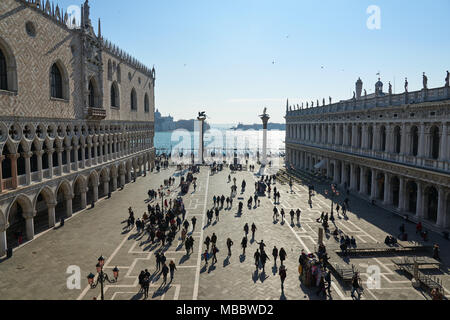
[0,0,84,119]
[102,51,155,122]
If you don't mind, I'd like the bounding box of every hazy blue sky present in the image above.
[59,0,450,123]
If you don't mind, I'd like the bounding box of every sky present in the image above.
[58,0,450,124]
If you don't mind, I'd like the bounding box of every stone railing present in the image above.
[286,86,450,117]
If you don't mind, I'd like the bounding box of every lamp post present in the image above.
[87,255,119,300]
[324,184,340,214]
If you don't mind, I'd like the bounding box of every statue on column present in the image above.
[404,78,408,92]
[445,70,449,87]
[423,72,428,89]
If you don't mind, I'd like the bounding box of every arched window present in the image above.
[110,82,119,108]
[411,126,419,156]
[88,80,96,108]
[130,88,137,111]
[394,126,401,154]
[50,63,63,99]
[0,48,7,90]
[357,126,362,148]
[430,126,440,159]
[144,93,149,113]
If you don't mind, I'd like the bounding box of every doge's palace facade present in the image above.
[285,74,450,232]
[0,0,156,256]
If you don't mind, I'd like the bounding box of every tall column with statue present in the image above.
[259,108,270,168]
[197,111,207,165]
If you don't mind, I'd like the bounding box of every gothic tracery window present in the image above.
[50,63,63,99]
[0,48,7,90]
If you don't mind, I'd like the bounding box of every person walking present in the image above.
[325,270,332,295]
[155,251,161,271]
[211,233,217,247]
[226,238,234,256]
[203,249,209,267]
[191,216,197,232]
[279,247,287,266]
[273,206,278,221]
[212,245,218,264]
[244,223,249,237]
[272,246,278,265]
[260,250,270,272]
[142,276,150,299]
[254,249,261,270]
[280,209,285,223]
[251,223,257,240]
[256,239,266,253]
[241,236,248,255]
[296,209,301,224]
[279,264,287,290]
[351,272,361,300]
[204,235,211,252]
[169,260,177,282]
[161,263,169,285]
[290,210,295,225]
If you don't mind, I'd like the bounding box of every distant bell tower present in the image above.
[355,78,363,100]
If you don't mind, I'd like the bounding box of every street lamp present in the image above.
[87,255,119,300]
[324,184,340,214]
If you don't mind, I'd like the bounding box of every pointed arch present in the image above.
[0,36,17,92]
[50,60,69,100]
[110,81,120,108]
[130,88,137,111]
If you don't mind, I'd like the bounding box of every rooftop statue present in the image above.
[364,89,367,97]
[423,72,428,89]
[405,78,408,92]
[389,82,392,95]
[329,96,332,104]
[445,70,449,87]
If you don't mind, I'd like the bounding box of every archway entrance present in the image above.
[6,197,31,249]
[424,186,438,223]
[34,188,54,234]
[391,176,400,208]
[376,173,385,201]
[406,181,417,214]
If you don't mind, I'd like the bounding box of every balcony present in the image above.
[86,107,107,120]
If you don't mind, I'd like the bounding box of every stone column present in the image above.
[197,115,207,164]
[351,125,357,148]
[370,169,377,200]
[48,203,56,228]
[25,214,35,241]
[0,228,7,257]
[0,155,4,193]
[398,177,406,212]
[436,187,446,227]
[418,123,426,157]
[57,148,63,175]
[8,153,19,189]
[416,181,424,219]
[93,143,98,165]
[333,161,339,184]
[360,167,367,194]
[350,164,356,191]
[260,112,270,166]
[111,174,118,192]
[22,151,32,185]
[36,150,44,181]
[80,144,86,169]
[47,149,54,179]
[340,162,346,187]
[439,123,447,161]
[384,172,391,205]
[98,142,103,164]
[400,123,407,155]
[373,124,379,151]
[87,144,92,166]
[65,146,71,173]
[65,196,73,218]
[73,145,79,171]
[80,188,87,209]
[120,173,125,188]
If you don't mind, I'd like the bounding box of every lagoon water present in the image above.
[154,126,285,156]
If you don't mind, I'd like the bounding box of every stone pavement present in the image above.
[0,164,449,300]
